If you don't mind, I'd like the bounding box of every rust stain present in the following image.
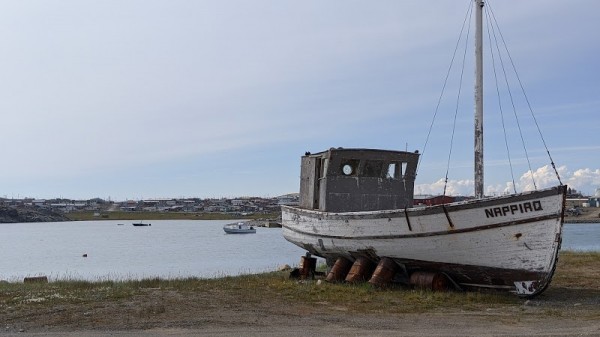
[442,205,454,229]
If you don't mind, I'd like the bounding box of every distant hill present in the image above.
[0,206,70,223]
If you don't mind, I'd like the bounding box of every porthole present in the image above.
[342,164,353,175]
[340,159,359,176]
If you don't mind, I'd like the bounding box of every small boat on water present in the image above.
[223,222,256,234]
[132,222,151,227]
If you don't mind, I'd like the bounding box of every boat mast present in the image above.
[474,0,484,199]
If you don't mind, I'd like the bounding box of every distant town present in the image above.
[0,186,598,220]
[0,194,300,217]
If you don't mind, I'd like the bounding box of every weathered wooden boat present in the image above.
[223,222,256,234]
[281,1,566,297]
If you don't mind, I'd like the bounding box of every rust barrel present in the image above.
[368,257,399,288]
[299,254,317,279]
[345,257,375,283]
[409,271,448,291]
[326,257,353,283]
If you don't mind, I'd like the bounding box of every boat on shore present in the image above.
[281,1,566,297]
[223,222,256,234]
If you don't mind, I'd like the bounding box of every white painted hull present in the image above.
[223,223,256,234]
[282,185,566,296]
[223,227,256,234]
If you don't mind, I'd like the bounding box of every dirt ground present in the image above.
[2,281,599,336]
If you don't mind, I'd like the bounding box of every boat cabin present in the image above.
[298,148,419,212]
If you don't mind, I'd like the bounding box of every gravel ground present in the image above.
[2,280,599,337]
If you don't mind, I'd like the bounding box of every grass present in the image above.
[0,274,518,314]
[1,252,598,316]
[551,251,600,289]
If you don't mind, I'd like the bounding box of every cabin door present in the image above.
[311,159,321,209]
[300,156,328,210]
[314,158,328,210]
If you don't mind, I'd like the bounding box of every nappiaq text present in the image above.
[485,201,543,218]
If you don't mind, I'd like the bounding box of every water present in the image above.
[0,220,597,281]
[0,220,308,282]
[561,223,600,252]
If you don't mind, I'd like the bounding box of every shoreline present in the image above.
[565,218,600,223]
[2,206,599,224]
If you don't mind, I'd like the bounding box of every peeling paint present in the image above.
[514,281,538,295]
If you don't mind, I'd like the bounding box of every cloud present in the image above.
[415,178,473,196]
[0,1,598,199]
[566,168,600,195]
[415,166,600,197]
[513,165,565,193]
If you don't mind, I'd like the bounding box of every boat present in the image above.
[281,1,566,297]
[223,222,256,234]
[132,222,151,227]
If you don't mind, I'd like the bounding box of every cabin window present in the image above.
[340,159,359,176]
[387,163,397,179]
[386,161,409,179]
[363,160,384,177]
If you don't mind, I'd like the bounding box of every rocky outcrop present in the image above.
[0,206,70,223]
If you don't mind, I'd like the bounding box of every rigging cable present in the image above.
[487,1,563,185]
[417,1,473,178]
[486,4,536,191]
[484,8,517,194]
[443,6,473,197]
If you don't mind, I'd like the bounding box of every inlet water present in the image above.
[0,220,307,281]
[0,220,597,281]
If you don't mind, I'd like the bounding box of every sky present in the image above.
[0,0,598,201]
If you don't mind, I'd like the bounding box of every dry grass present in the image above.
[1,252,599,332]
[552,251,600,289]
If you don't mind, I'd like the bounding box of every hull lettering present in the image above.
[485,201,543,218]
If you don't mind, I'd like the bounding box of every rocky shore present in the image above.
[0,206,70,223]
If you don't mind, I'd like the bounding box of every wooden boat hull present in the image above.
[281,185,566,296]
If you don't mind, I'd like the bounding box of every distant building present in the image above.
[277,194,299,206]
[566,198,589,209]
[413,195,455,206]
[588,196,600,208]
